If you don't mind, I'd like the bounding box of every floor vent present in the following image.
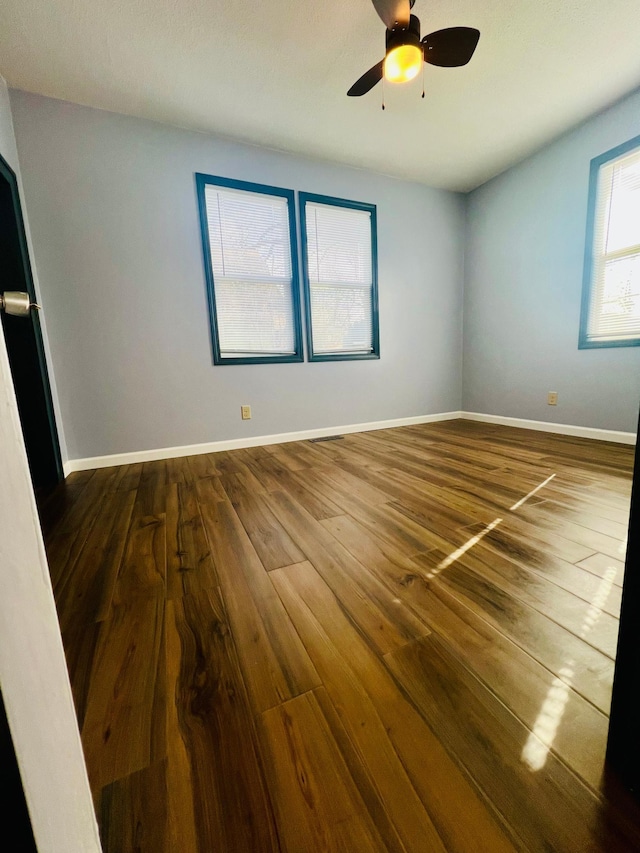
[309,435,344,443]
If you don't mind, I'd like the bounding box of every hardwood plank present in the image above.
[321,513,429,586]
[164,598,199,853]
[331,457,512,534]
[196,491,320,712]
[253,453,295,483]
[113,504,166,603]
[36,480,85,540]
[165,481,219,599]
[231,462,272,496]
[272,564,446,853]
[385,634,640,852]
[259,689,390,853]
[262,443,311,471]
[290,436,349,464]
[240,455,290,492]
[315,436,390,471]
[270,467,344,520]
[532,499,630,539]
[312,688,414,853]
[303,438,355,460]
[168,591,280,852]
[455,516,597,578]
[165,456,192,485]
[210,449,245,475]
[419,536,620,658]
[100,760,168,853]
[136,461,168,516]
[307,463,391,507]
[576,552,627,586]
[356,429,546,485]
[360,455,535,521]
[535,488,631,523]
[111,463,143,493]
[55,489,136,629]
[384,575,610,791]
[185,452,221,480]
[307,477,454,556]
[483,513,598,564]
[412,553,614,714]
[271,560,516,853]
[45,467,123,590]
[268,490,429,654]
[454,540,623,616]
[81,593,166,790]
[63,467,122,527]
[220,473,306,570]
[60,618,101,729]
[234,445,271,461]
[65,468,96,486]
[514,502,628,561]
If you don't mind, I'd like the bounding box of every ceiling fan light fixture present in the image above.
[384,44,422,83]
[347,3,480,98]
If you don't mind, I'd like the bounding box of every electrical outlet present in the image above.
[241,405,252,420]
[547,391,558,406]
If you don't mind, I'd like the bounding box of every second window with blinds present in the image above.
[299,193,379,361]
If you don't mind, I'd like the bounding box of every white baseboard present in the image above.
[460,411,636,445]
[62,408,636,476]
[63,411,464,474]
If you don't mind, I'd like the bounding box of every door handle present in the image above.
[0,291,41,317]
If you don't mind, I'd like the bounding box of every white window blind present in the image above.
[304,201,375,356]
[587,145,640,343]
[204,184,296,358]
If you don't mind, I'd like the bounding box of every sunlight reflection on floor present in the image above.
[521,565,618,772]
[426,518,503,579]
[522,664,575,771]
[509,474,556,511]
[420,468,621,776]
[428,473,557,581]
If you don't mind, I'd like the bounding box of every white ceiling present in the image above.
[1,0,640,191]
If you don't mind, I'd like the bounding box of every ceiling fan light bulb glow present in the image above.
[384,44,422,83]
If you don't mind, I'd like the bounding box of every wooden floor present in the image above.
[40,419,640,852]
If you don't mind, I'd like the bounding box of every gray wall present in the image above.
[464,87,640,433]
[10,91,465,460]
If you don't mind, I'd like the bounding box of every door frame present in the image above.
[0,150,63,484]
[606,410,640,794]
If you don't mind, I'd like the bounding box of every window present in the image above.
[196,174,303,364]
[579,135,640,348]
[299,193,379,361]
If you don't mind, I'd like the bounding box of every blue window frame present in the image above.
[299,192,379,362]
[579,134,640,349]
[196,173,303,365]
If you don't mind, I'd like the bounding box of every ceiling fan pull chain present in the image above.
[382,74,386,110]
[421,62,425,98]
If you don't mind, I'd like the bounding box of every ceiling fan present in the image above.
[348,0,480,97]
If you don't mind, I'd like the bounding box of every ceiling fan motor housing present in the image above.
[385,14,421,52]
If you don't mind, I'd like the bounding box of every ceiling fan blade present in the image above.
[371,0,411,29]
[422,27,480,67]
[347,60,384,97]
